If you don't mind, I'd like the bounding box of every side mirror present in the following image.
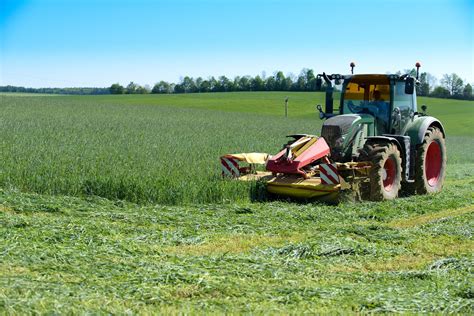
[405,77,415,94]
[316,78,322,91]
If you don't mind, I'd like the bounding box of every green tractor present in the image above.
[315,62,446,200]
[221,63,446,202]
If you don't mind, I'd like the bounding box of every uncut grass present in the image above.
[1,97,310,204]
[1,95,320,204]
[0,164,473,313]
[1,93,473,205]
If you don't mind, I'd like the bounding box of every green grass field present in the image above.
[1,92,473,313]
[1,93,473,204]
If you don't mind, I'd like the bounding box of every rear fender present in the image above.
[403,116,445,181]
[405,116,446,146]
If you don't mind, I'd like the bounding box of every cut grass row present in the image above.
[1,164,472,313]
[1,93,473,205]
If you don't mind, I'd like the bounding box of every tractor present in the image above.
[220,63,447,201]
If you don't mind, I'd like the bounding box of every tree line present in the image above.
[110,69,319,95]
[111,69,473,100]
[405,70,472,100]
[0,86,110,95]
[1,69,472,100]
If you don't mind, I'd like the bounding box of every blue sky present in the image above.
[1,0,472,88]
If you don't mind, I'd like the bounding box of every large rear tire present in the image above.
[414,127,446,194]
[359,142,402,201]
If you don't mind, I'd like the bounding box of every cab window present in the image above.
[393,81,414,111]
[342,81,390,119]
[342,76,391,133]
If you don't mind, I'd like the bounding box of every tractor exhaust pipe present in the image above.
[322,73,334,114]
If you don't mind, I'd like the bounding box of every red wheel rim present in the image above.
[425,141,442,186]
[383,157,396,191]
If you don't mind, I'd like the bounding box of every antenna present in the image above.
[350,62,355,74]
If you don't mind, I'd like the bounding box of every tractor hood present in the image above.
[321,114,374,161]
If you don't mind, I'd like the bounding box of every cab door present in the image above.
[392,81,415,134]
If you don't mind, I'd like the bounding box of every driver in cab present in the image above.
[371,90,390,132]
[372,90,383,103]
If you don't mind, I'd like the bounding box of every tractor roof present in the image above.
[349,74,390,84]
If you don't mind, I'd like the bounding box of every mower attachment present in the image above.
[266,136,330,177]
[220,135,372,201]
[220,153,271,180]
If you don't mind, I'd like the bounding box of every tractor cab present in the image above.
[317,72,418,136]
[341,75,392,133]
[315,64,423,163]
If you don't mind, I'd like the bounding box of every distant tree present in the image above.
[200,80,211,92]
[169,83,176,93]
[126,82,138,94]
[417,72,431,96]
[441,73,464,96]
[294,72,306,91]
[304,69,316,91]
[110,83,124,94]
[239,76,251,91]
[274,71,286,90]
[463,83,473,99]
[251,75,265,91]
[152,81,171,94]
[283,76,293,91]
[233,76,242,91]
[182,76,196,93]
[426,73,437,88]
[195,77,203,92]
[265,76,276,91]
[218,76,232,92]
[135,85,149,94]
[430,86,450,98]
[135,86,148,94]
[174,83,185,93]
[286,73,296,91]
[210,80,217,92]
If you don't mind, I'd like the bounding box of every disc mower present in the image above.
[220,63,447,201]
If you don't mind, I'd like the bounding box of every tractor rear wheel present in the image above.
[414,127,446,194]
[359,142,402,201]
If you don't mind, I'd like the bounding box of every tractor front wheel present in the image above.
[414,127,446,194]
[359,142,402,201]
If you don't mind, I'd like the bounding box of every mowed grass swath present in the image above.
[1,93,473,204]
[0,166,473,313]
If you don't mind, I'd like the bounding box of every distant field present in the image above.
[63,92,474,136]
[1,92,473,313]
